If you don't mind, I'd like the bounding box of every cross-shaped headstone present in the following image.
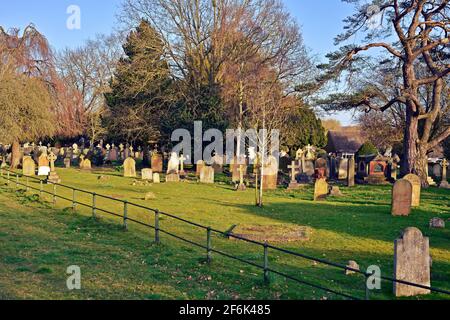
[106,144,111,151]
[129,146,134,153]
[288,161,299,183]
[48,152,57,172]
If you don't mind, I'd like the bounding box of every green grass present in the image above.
[0,167,449,300]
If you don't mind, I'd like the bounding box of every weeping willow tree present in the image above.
[0,25,82,168]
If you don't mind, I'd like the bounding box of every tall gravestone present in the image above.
[347,156,355,187]
[338,158,348,180]
[391,179,413,216]
[404,174,421,207]
[196,160,205,176]
[394,228,431,297]
[123,157,136,178]
[262,155,278,190]
[439,159,449,189]
[22,156,36,176]
[151,154,163,173]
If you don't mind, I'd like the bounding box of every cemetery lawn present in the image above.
[0,168,449,300]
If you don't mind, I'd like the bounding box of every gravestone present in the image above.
[166,173,180,182]
[287,161,300,190]
[22,156,36,176]
[109,147,118,162]
[123,157,137,178]
[338,158,348,180]
[314,178,328,201]
[303,160,315,177]
[230,157,241,182]
[429,217,445,229]
[151,154,163,173]
[196,160,205,176]
[80,158,92,171]
[141,168,153,181]
[314,158,327,179]
[262,155,278,190]
[167,152,179,174]
[64,158,71,168]
[404,174,421,207]
[439,159,449,189]
[47,152,61,184]
[394,228,431,297]
[347,156,355,187]
[153,173,160,184]
[212,154,224,174]
[391,179,412,216]
[200,166,214,184]
[178,154,187,177]
[38,153,49,168]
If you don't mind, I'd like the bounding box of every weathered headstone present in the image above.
[404,174,421,207]
[141,168,153,181]
[196,160,205,176]
[314,178,328,201]
[261,155,278,190]
[212,154,224,174]
[151,153,163,173]
[391,179,413,216]
[338,158,348,180]
[200,166,214,184]
[64,157,71,168]
[80,158,92,171]
[394,228,431,297]
[167,152,179,174]
[287,161,300,190]
[22,156,36,176]
[429,217,445,229]
[123,157,136,178]
[166,173,180,182]
[347,156,355,187]
[153,173,160,184]
[38,153,49,168]
[439,159,449,189]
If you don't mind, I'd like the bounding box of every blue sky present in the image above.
[0,0,358,124]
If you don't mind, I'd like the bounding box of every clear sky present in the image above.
[0,0,359,125]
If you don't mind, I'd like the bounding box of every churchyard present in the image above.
[0,146,449,300]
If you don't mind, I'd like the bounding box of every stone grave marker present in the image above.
[38,153,49,168]
[166,173,180,182]
[22,156,36,176]
[314,178,328,201]
[404,174,421,207]
[347,156,355,187]
[167,152,179,174]
[391,179,413,216]
[141,168,153,181]
[153,173,160,184]
[439,159,449,189]
[123,157,136,178]
[262,155,278,190]
[151,153,163,173]
[200,166,214,184]
[287,161,300,190]
[64,158,71,168]
[196,160,205,176]
[338,158,348,180]
[394,227,431,297]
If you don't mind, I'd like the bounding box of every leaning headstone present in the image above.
[22,156,36,176]
[391,179,412,216]
[404,174,421,207]
[123,157,136,178]
[313,178,328,201]
[141,168,153,181]
[394,228,431,297]
[153,173,160,184]
[200,166,214,184]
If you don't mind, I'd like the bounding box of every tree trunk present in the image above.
[10,140,21,170]
[143,144,150,168]
[402,109,429,187]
